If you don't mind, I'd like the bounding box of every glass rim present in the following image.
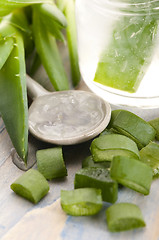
[91,0,159,15]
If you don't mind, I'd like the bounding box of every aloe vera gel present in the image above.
[75,0,159,107]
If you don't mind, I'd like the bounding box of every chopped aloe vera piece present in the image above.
[82,155,111,169]
[10,169,49,203]
[106,203,146,232]
[74,167,118,203]
[94,16,158,93]
[109,110,156,149]
[110,156,153,195]
[149,117,159,141]
[100,128,117,137]
[36,147,67,180]
[61,188,103,216]
[140,142,159,177]
[90,134,140,162]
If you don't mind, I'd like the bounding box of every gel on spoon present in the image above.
[12,75,111,170]
[27,75,111,145]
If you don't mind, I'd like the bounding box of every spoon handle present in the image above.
[26,75,49,100]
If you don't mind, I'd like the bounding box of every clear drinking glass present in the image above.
[75,0,159,108]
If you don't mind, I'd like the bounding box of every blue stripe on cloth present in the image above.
[60,216,84,240]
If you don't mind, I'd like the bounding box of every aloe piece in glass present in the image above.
[94,15,158,93]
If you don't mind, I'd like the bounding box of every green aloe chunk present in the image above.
[11,169,49,203]
[32,8,69,91]
[36,147,67,180]
[74,167,118,203]
[106,203,146,232]
[0,37,14,69]
[90,134,140,162]
[109,110,156,149]
[100,128,118,137]
[94,15,158,93]
[82,155,111,169]
[61,188,103,216]
[63,0,81,87]
[149,117,159,140]
[0,29,28,162]
[140,142,159,177]
[110,156,153,195]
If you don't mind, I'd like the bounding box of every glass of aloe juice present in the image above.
[75,0,159,108]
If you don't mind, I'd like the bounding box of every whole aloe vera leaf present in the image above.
[1,8,32,35]
[0,21,17,39]
[37,3,66,42]
[37,3,67,28]
[33,8,69,90]
[0,9,34,56]
[0,0,52,17]
[0,30,28,162]
[0,37,14,69]
[64,0,80,87]
[94,16,158,93]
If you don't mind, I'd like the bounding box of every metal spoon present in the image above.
[27,75,111,145]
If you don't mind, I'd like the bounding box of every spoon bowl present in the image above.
[27,76,111,145]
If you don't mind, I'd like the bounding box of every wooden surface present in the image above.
[1,102,159,240]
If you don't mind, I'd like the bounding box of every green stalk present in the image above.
[33,8,69,90]
[64,0,80,87]
[0,27,28,162]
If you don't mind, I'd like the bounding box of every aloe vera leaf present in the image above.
[0,21,17,39]
[29,52,41,76]
[0,0,51,17]
[139,142,159,177]
[37,3,67,28]
[11,169,49,203]
[0,37,14,69]
[1,8,32,35]
[0,9,34,56]
[94,16,158,93]
[36,147,67,180]
[36,3,66,42]
[56,0,66,12]
[82,155,111,169]
[74,167,118,203]
[149,117,159,140]
[90,134,140,162]
[110,156,153,195]
[0,30,28,162]
[110,110,156,149]
[64,0,80,87]
[32,8,69,90]
[61,188,103,216]
[106,203,146,232]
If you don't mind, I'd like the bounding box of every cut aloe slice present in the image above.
[90,134,140,162]
[94,15,158,93]
[100,128,118,137]
[36,147,67,180]
[140,142,159,177]
[110,156,153,195]
[74,167,118,203]
[109,110,156,149]
[106,203,146,232]
[149,117,159,141]
[82,155,111,169]
[10,169,49,203]
[61,188,103,216]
